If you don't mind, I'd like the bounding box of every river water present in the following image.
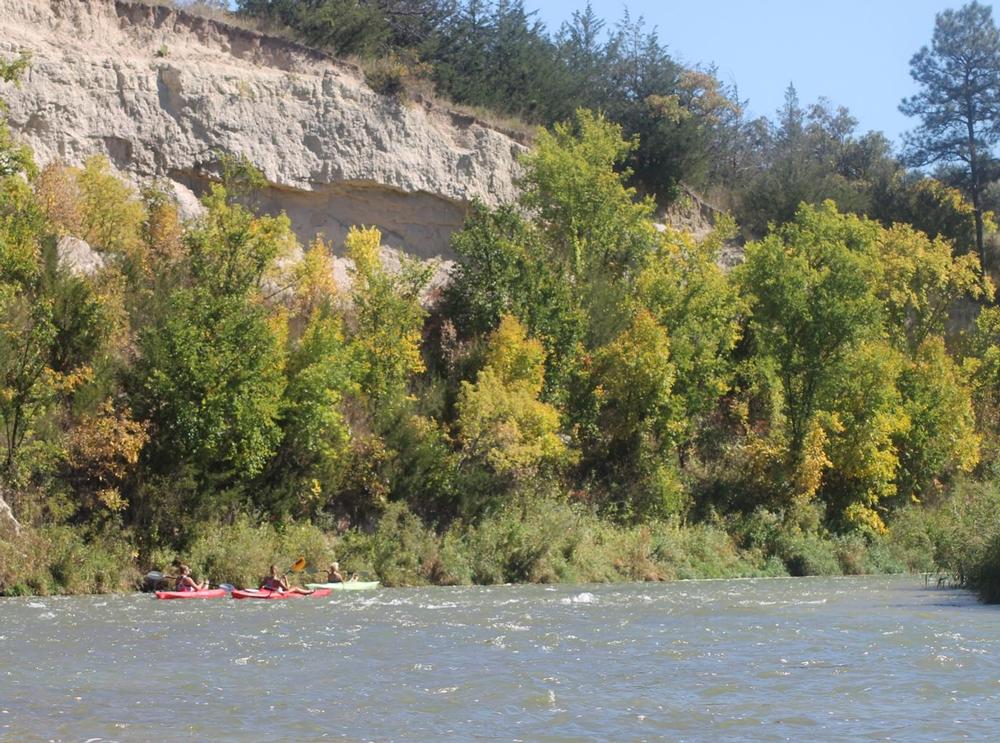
[0,575,998,742]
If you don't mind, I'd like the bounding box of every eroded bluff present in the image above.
[0,0,526,258]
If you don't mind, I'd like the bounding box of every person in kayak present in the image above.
[326,562,359,583]
[174,564,209,592]
[326,562,346,583]
[260,564,313,595]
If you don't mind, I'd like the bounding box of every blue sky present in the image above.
[532,0,959,148]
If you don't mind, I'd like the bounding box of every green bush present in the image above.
[180,516,333,589]
[0,525,140,595]
[923,480,1000,600]
[368,501,441,586]
[968,534,1000,602]
[882,506,939,573]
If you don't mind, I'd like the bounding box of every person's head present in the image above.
[330,562,339,571]
[270,564,279,577]
[179,564,191,576]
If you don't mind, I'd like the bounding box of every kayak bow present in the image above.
[304,581,380,591]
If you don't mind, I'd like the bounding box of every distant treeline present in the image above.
[228,0,999,260]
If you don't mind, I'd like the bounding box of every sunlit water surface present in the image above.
[1,575,998,742]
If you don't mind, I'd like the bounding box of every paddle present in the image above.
[261,557,313,594]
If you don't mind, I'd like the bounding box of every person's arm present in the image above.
[279,575,290,590]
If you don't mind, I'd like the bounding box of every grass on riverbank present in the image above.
[0,493,950,596]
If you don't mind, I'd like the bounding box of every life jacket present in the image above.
[176,576,196,592]
[261,576,284,591]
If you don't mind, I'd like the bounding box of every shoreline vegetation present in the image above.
[4,3,1000,602]
[1,491,993,596]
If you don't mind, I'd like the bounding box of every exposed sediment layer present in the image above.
[0,0,526,257]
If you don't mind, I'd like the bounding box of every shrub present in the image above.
[181,516,332,589]
[364,56,407,98]
[0,525,140,595]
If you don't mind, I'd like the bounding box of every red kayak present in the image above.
[231,588,332,600]
[155,588,227,600]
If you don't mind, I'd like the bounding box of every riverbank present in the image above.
[0,494,950,597]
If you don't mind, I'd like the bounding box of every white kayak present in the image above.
[304,580,380,591]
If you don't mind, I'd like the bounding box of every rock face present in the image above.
[0,491,19,538]
[0,0,526,258]
[57,234,105,275]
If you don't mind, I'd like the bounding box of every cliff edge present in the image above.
[0,0,526,257]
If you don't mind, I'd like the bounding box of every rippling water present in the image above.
[1,576,998,741]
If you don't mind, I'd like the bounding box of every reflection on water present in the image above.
[1,576,998,741]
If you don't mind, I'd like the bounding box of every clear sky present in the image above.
[531,0,959,149]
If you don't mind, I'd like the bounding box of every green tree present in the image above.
[738,202,884,462]
[444,202,585,398]
[131,186,292,493]
[901,0,1000,268]
[637,222,743,427]
[263,306,358,517]
[0,53,34,179]
[345,225,430,407]
[740,87,897,237]
[133,287,286,485]
[519,109,656,345]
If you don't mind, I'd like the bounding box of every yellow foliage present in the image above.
[69,401,149,501]
[96,488,128,513]
[457,318,573,481]
[843,503,888,536]
[34,162,83,236]
[482,315,546,395]
[76,156,147,259]
[457,368,573,481]
[293,237,339,315]
[878,222,990,349]
[345,225,381,282]
[593,309,676,440]
[143,186,184,268]
[345,225,428,401]
[792,419,832,508]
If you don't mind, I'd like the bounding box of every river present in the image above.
[0,575,997,742]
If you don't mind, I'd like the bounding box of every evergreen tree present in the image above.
[901,1,1000,268]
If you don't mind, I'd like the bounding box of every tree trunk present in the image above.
[975,202,986,273]
[968,112,987,272]
[971,156,986,271]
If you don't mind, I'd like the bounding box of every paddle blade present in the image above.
[290,557,306,572]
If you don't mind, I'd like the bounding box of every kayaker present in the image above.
[260,564,313,595]
[174,564,208,592]
[326,562,346,583]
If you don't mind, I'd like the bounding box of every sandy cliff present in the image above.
[0,0,525,258]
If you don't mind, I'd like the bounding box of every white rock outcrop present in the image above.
[57,234,105,275]
[0,491,19,538]
[0,0,526,258]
